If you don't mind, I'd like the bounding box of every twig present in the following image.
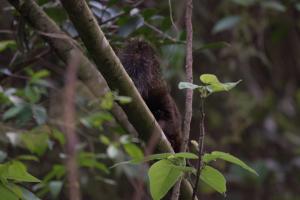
[63,50,81,200]
[171,1,194,200]
[168,0,179,33]
[100,12,125,25]
[144,21,178,43]
[192,98,205,199]
[0,29,15,34]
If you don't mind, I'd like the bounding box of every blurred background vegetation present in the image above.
[1,0,300,200]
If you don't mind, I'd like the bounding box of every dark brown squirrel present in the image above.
[119,38,182,152]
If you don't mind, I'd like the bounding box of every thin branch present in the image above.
[144,21,178,43]
[63,50,81,200]
[7,0,137,138]
[171,0,194,199]
[182,0,194,159]
[168,0,179,33]
[7,0,195,198]
[192,98,205,199]
[0,29,15,34]
[100,12,125,25]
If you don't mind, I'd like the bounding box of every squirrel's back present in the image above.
[119,39,182,152]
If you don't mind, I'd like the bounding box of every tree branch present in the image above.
[58,0,174,152]
[172,0,194,199]
[7,0,137,137]
[63,50,81,200]
[7,0,195,198]
[58,0,195,198]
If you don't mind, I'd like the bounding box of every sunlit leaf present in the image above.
[99,135,110,146]
[0,184,18,200]
[206,80,242,93]
[0,161,40,182]
[200,166,226,194]
[172,152,198,159]
[123,143,144,160]
[0,40,16,52]
[200,74,220,85]
[203,151,258,176]
[148,160,183,200]
[16,155,39,162]
[114,95,132,104]
[200,74,241,93]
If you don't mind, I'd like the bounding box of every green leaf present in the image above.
[31,105,47,125]
[21,131,49,156]
[21,186,42,200]
[212,16,241,34]
[79,153,109,174]
[112,152,196,168]
[1,161,40,182]
[8,183,23,198]
[48,181,63,199]
[123,143,144,160]
[196,42,230,51]
[0,184,18,200]
[3,105,25,120]
[81,112,113,129]
[200,74,220,85]
[203,151,258,176]
[29,69,50,82]
[99,135,110,146]
[261,1,286,12]
[79,158,109,174]
[118,16,144,37]
[148,160,183,200]
[100,92,114,110]
[135,153,172,163]
[16,155,39,162]
[178,82,201,90]
[200,74,241,93]
[0,40,16,52]
[173,152,198,159]
[206,81,242,93]
[114,95,132,104]
[51,129,65,145]
[230,0,256,7]
[200,166,226,194]
[43,165,65,183]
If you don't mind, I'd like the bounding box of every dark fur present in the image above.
[119,39,182,152]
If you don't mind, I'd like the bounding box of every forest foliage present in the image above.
[1,0,300,200]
